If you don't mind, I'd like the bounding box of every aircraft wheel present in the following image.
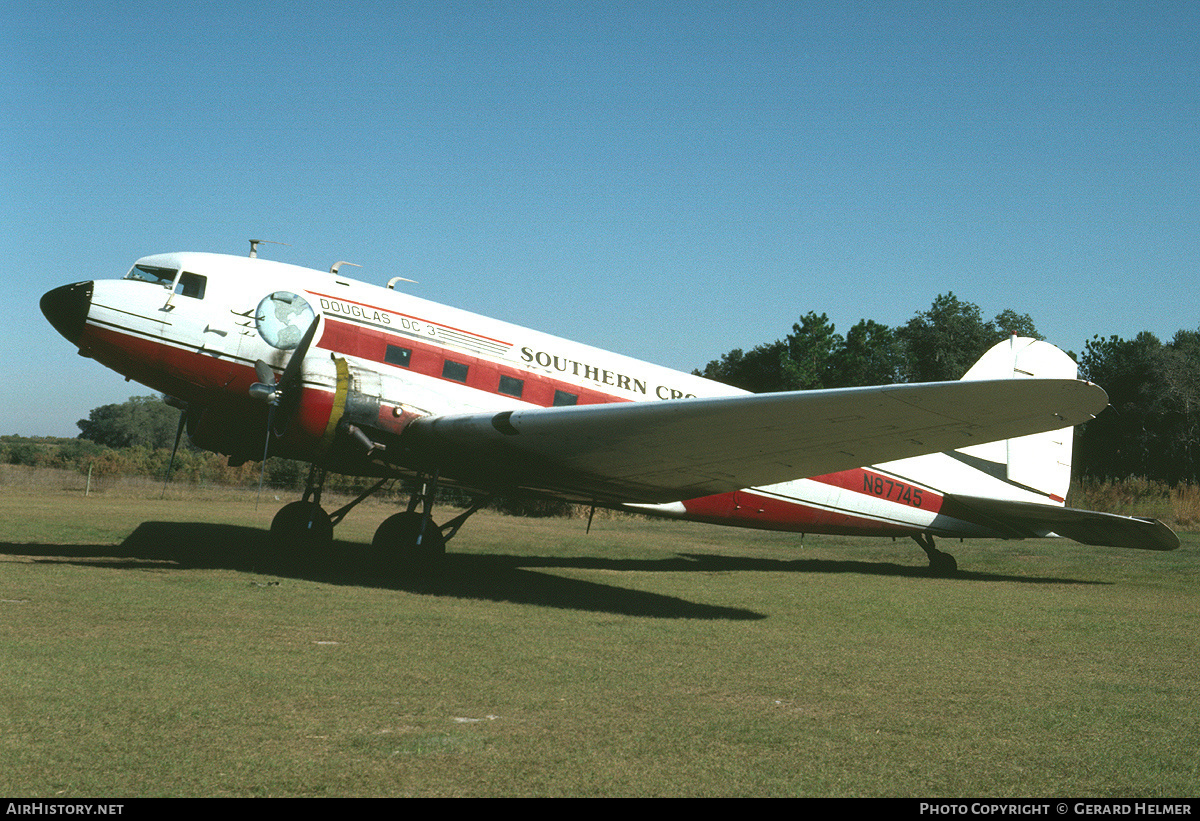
[371,511,446,574]
[269,500,334,561]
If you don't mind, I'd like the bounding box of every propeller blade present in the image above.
[256,402,276,508]
[254,314,319,507]
[271,315,321,437]
[254,359,276,385]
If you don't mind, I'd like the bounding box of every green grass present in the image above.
[1,487,1197,797]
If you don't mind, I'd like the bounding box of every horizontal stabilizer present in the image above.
[945,495,1180,551]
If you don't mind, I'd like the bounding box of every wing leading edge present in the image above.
[401,378,1108,504]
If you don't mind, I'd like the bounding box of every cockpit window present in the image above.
[125,264,177,286]
[176,272,206,299]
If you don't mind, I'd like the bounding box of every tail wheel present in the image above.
[913,533,958,577]
[928,549,958,577]
[371,511,446,574]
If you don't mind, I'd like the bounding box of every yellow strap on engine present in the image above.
[319,355,350,453]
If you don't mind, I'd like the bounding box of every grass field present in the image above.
[1,482,1198,797]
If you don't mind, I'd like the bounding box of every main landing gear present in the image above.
[267,465,487,574]
[912,534,958,576]
[371,472,447,573]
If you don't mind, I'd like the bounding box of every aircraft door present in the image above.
[163,270,245,389]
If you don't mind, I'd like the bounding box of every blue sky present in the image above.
[4,1,1197,436]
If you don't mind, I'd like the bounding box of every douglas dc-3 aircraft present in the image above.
[41,245,1178,574]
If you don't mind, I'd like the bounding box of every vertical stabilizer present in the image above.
[957,336,1078,503]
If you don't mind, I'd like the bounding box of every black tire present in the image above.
[370,511,446,574]
[269,500,334,564]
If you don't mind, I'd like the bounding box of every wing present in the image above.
[942,495,1180,551]
[400,378,1108,504]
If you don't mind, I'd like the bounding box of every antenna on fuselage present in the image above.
[387,276,418,289]
[248,239,291,259]
[330,261,362,275]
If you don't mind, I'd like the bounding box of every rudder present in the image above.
[957,335,1080,504]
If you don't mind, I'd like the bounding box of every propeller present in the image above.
[249,315,321,501]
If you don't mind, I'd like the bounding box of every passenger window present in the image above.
[553,390,578,406]
[175,272,206,299]
[498,374,524,397]
[442,360,469,382]
[385,345,412,367]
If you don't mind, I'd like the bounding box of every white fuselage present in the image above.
[58,251,1072,541]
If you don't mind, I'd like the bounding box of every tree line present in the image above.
[694,292,1041,390]
[693,292,1197,484]
[1076,330,1199,484]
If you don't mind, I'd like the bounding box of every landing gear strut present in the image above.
[268,464,489,575]
[368,472,490,574]
[913,534,958,576]
[269,465,333,561]
[371,472,445,573]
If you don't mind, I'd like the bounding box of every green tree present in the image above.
[695,295,1043,393]
[993,308,1043,340]
[897,294,1041,382]
[696,341,793,393]
[1079,328,1200,484]
[1077,332,1167,480]
[1160,329,1200,483]
[77,395,182,450]
[698,313,849,392]
[829,319,903,388]
[780,312,843,390]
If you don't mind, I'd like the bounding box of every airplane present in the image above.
[40,245,1179,575]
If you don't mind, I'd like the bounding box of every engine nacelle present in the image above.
[187,405,263,463]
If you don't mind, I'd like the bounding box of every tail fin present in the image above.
[934,336,1175,550]
[956,335,1080,504]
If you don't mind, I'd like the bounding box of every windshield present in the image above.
[124,264,177,286]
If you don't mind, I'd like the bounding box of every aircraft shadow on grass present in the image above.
[3,520,1108,620]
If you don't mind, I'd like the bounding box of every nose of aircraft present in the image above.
[40,281,93,345]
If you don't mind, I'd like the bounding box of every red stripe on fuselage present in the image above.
[81,323,334,458]
[681,489,922,537]
[810,468,944,513]
[309,291,512,348]
[676,468,947,537]
[318,317,631,408]
[84,323,253,404]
